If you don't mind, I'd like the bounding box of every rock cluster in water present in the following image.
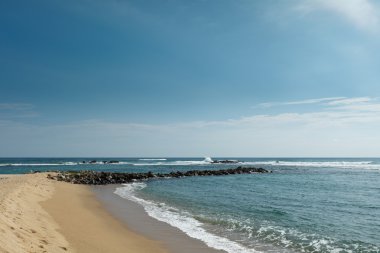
[82,160,120,164]
[211,159,239,164]
[47,166,270,185]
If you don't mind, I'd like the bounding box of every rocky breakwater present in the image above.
[47,166,270,185]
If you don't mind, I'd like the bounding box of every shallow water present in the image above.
[116,158,380,253]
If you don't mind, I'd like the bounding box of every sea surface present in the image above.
[1,157,380,253]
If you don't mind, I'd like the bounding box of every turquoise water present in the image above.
[116,158,380,253]
[2,158,380,252]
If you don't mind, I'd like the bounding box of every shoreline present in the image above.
[92,184,225,253]
[0,173,226,253]
[42,177,169,253]
[0,173,168,253]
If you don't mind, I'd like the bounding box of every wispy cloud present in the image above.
[255,96,380,118]
[284,97,346,105]
[257,97,345,108]
[296,0,380,33]
[0,103,38,118]
[327,97,373,105]
[334,101,380,112]
[0,103,34,111]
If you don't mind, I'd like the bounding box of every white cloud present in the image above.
[256,97,380,111]
[257,97,345,108]
[296,0,380,33]
[1,97,380,157]
[284,97,346,105]
[335,103,380,112]
[327,97,373,105]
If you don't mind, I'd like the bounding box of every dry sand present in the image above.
[0,173,168,253]
[0,174,71,253]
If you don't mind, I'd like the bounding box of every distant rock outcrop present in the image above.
[211,160,240,164]
[80,160,120,164]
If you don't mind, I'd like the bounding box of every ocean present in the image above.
[1,157,379,253]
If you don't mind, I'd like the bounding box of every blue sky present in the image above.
[1,0,380,157]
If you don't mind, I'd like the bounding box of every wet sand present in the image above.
[92,184,225,253]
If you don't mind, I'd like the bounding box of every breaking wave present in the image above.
[133,157,214,166]
[114,183,260,253]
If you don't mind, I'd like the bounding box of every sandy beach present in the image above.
[0,173,168,253]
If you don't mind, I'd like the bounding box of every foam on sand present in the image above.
[115,182,260,253]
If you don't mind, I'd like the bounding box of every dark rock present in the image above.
[47,166,270,185]
[211,160,239,164]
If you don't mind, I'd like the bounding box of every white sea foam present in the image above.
[114,183,260,253]
[117,162,132,165]
[188,212,378,253]
[134,157,214,166]
[254,222,365,252]
[63,162,77,165]
[0,163,75,166]
[0,161,132,166]
[204,157,214,163]
[241,161,380,170]
[133,161,208,166]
